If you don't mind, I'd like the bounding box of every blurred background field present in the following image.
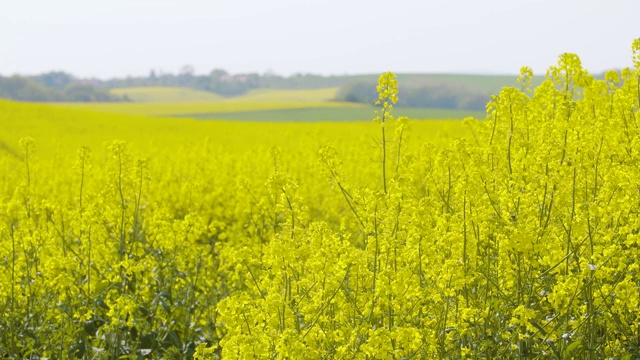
[178,105,485,121]
[110,86,225,102]
[109,87,339,103]
[50,99,356,117]
[2,70,518,121]
[0,98,469,157]
[44,85,486,120]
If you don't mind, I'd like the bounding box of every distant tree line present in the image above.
[0,72,127,102]
[334,79,491,110]
[100,68,354,96]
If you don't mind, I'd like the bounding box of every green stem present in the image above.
[382,120,388,194]
[10,225,16,357]
[395,122,405,174]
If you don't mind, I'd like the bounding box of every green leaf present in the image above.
[565,341,582,355]
[93,281,111,296]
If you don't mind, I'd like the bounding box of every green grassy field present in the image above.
[110,86,224,102]
[231,87,339,102]
[182,106,485,121]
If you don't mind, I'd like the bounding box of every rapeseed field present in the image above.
[1,39,640,359]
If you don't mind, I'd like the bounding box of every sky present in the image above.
[1,0,638,79]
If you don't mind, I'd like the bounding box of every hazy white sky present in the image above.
[1,0,638,78]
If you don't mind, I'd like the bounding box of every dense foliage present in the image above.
[0,74,127,103]
[334,78,491,110]
[1,39,640,359]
